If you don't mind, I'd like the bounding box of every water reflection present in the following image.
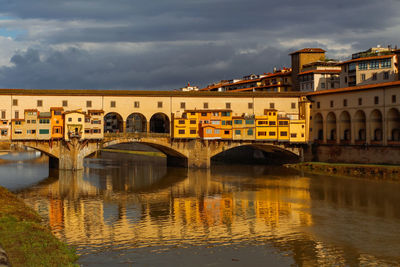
[4,152,400,266]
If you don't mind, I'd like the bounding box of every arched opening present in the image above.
[387,108,400,142]
[370,109,383,142]
[354,110,366,142]
[126,113,147,133]
[339,111,351,142]
[314,113,323,141]
[326,112,337,142]
[150,113,170,133]
[211,145,300,165]
[104,112,124,133]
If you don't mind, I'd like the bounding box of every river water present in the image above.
[1,152,400,266]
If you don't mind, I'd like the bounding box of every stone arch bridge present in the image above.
[12,133,303,170]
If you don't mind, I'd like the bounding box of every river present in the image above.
[1,151,400,266]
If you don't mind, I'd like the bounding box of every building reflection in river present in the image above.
[16,154,400,266]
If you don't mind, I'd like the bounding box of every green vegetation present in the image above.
[287,162,400,181]
[101,148,166,157]
[0,186,78,267]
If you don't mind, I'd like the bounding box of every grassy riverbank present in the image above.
[0,186,78,267]
[287,162,400,181]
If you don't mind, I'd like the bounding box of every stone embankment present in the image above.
[287,162,400,181]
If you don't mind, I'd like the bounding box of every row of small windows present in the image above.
[10,100,296,110]
[316,95,397,109]
[356,59,391,70]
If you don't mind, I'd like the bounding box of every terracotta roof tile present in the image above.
[298,69,341,75]
[339,54,394,65]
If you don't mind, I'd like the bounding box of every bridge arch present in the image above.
[387,108,400,141]
[314,113,323,141]
[150,113,170,133]
[354,110,366,142]
[126,113,147,133]
[104,112,124,133]
[210,143,301,165]
[326,112,337,141]
[370,109,383,142]
[339,111,351,142]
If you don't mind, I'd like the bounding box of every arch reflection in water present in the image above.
[15,157,400,267]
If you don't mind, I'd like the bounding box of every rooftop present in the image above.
[290,48,326,55]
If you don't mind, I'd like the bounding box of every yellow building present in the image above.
[220,110,232,139]
[255,109,278,140]
[173,110,198,138]
[38,112,52,140]
[85,110,104,139]
[11,119,25,140]
[24,109,39,140]
[64,110,85,141]
[50,107,64,139]
[289,120,306,143]
[232,116,255,140]
[277,117,290,142]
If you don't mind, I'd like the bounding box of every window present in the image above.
[27,130,36,134]
[39,129,49,134]
[27,120,30,124]
[37,100,43,107]
[32,120,36,124]
[269,103,275,109]
[224,130,230,135]
[317,102,320,109]
[361,74,366,81]
[321,83,325,89]
[258,131,266,136]
[358,98,362,106]
[226,102,231,109]
[211,120,220,125]
[291,102,296,109]
[235,130,241,135]
[291,133,297,138]
[245,120,254,125]
[178,129,185,134]
[381,58,391,68]
[269,121,276,126]
[14,111,19,119]
[234,120,242,124]
[15,121,21,125]
[201,112,207,117]
[179,120,185,124]
[247,129,253,135]
[1,130,7,136]
[1,111,5,119]
[206,129,212,134]
[85,129,90,134]
[86,101,92,108]
[78,118,82,122]
[372,73,377,80]
[68,118,72,122]
[269,131,276,136]
[374,96,379,104]
[157,101,163,108]
[278,121,289,126]
[345,77,348,83]
[370,60,379,69]
[62,100,68,107]
[214,129,220,134]
[190,130,196,134]
[358,62,368,70]
[12,99,18,106]
[110,101,116,108]
[343,99,347,107]
[349,63,356,71]
[280,131,288,136]
[392,95,396,103]
[190,120,196,124]
[180,102,186,109]
[248,103,253,109]
[212,112,218,116]
[134,101,140,108]
[14,130,22,134]
[384,71,389,80]
[221,112,230,116]
[330,100,334,108]
[203,102,208,109]
[257,120,267,125]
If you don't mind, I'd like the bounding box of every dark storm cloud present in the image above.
[0,0,399,90]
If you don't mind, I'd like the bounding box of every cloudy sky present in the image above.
[0,0,399,90]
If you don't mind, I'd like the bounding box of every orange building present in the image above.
[50,107,64,139]
[198,109,232,139]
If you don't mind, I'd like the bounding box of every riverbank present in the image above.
[287,162,400,181]
[0,186,78,267]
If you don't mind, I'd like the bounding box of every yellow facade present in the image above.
[50,107,64,139]
[289,120,306,143]
[277,119,290,142]
[173,111,198,138]
[64,111,85,141]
